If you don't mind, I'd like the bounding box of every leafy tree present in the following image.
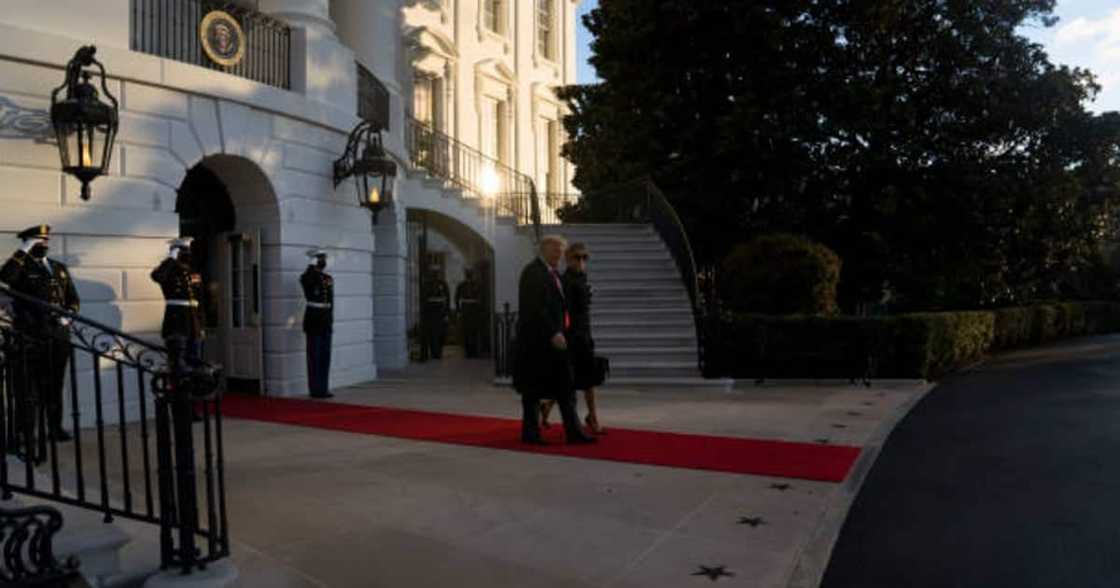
[559,0,1120,310]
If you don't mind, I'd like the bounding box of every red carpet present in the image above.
[220,395,862,482]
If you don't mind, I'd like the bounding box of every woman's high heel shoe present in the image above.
[585,415,605,435]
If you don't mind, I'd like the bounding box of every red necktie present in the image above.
[550,269,571,330]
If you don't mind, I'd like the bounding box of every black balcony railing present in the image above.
[130,0,291,89]
[406,117,542,242]
[358,63,391,131]
[0,283,228,576]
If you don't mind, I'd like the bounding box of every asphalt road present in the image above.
[820,335,1120,588]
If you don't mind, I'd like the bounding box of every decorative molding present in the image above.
[0,95,52,141]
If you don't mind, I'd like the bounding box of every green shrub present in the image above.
[721,234,841,315]
[714,301,1120,381]
[992,307,1032,350]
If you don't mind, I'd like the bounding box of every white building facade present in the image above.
[0,0,582,404]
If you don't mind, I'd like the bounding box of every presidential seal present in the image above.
[200,10,245,67]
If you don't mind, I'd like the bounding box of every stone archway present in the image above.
[176,154,281,394]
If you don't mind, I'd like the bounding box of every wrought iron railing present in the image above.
[405,117,542,242]
[0,503,80,585]
[358,62,390,131]
[130,0,291,89]
[493,303,518,379]
[0,283,228,576]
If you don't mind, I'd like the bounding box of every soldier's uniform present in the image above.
[301,249,334,398]
[0,224,80,450]
[455,271,483,358]
[422,270,450,360]
[150,238,205,373]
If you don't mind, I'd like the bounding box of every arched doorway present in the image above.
[177,155,279,394]
[406,209,495,364]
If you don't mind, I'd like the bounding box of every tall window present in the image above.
[413,73,442,129]
[483,0,502,34]
[481,97,506,163]
[538,118,559,195]
[537,0,554,59]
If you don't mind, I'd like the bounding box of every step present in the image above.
[591,276,684,288]
[544,223,652,232]
[588,251,672,262]
[588,260,678,272]
[611,366,700,379]
[587,269,680,279]
[595,328,695,339]
[596,346,696,359]
[594,291,689,302]
[603,376,733,390]
[593,317,695,329]
[10,492,133,588]
[594,299,694,310]
[597,336,696,348]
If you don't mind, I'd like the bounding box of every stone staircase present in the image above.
[547,224,730,388]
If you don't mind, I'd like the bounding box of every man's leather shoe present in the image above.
[50,430,73,442]
[521,436,548,446]
[566,433,597,445]
[310,392,334,399]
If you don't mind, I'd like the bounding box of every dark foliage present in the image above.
[559,0,1120,310]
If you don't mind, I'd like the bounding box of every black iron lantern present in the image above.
[333,120,397,223]
[50,46,119,201]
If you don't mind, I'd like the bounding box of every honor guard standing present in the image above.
[455,269,483,358]
[150,238,205,373]
[0,225,81,449]
[421,266,450,360]
[301,249,334,398]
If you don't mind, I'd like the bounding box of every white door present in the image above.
[224,229,264,393]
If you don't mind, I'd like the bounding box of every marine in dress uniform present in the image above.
[421,267,450,360]
[0,224,80,451]
[300,249,334,399]
[150,238,205,374]
[455,269,483,358]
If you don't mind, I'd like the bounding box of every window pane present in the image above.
[537,0,552,58]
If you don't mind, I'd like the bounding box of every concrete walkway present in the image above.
[205,355,929,588]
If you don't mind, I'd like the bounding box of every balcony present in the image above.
[130,0,291,89]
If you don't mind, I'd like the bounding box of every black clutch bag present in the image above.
[592,355,610,386]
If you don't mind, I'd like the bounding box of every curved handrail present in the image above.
[405,117,541,242]
[640,180,707,372]
[559,177,708,372]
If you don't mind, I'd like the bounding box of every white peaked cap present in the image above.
[168,237,194,249]
[306,248,328,259]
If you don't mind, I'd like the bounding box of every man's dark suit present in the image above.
[513,257,584,442]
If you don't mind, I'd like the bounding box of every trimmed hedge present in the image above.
[717,301,1120,380]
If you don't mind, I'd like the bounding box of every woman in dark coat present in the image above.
[542,242,606,434]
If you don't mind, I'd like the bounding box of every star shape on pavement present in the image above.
[692,565,735,581]
[770,482,792,491]
[738,516,766,527]
[831,423,847,429]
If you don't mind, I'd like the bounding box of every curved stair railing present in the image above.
[557,177,712,375]
[0,283,228,577]
[405,117,542,242]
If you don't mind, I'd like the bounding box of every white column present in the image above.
[260,0,356,114]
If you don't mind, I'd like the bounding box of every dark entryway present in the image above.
[177,159,263,394]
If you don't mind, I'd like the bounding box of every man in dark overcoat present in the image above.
[513,235,595,445]
[0,224,81,450]
[301,248,334,399]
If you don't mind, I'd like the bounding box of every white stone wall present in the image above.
[0,14,372,400]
